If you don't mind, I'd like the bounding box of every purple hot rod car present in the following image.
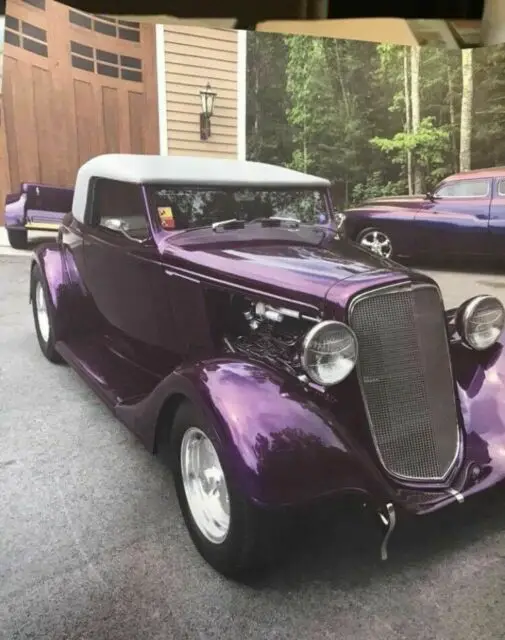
[5,183,74,249]
[343,167,505,261]
[30,154,505,578]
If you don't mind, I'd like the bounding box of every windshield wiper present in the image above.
[248,216,300,229]
[212,218,246,233]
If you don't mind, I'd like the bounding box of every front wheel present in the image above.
[356,227,393,259]
[166,401,282,579]
[31,265,63,363]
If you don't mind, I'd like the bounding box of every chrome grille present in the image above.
[348,283,460,481]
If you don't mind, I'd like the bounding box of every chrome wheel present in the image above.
[35,281,50,343]
[359,230,392,258]
[180,427,230,544]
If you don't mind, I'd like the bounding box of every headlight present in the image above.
[301,320,357,386]
[456,295,505,351]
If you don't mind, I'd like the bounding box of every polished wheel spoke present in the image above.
[360,231,392,259]
[35,282,50,343]
[181,427,230,544]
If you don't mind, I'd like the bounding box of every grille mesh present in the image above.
[348,284,460,481]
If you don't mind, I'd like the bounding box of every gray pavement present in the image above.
[2,250,505,640]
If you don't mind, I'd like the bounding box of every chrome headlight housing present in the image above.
[456,295,505,351]
[301,320,358,386]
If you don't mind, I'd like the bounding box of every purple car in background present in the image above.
[30,154,505,579]
[343,167,505,262]
[5,183,74,249]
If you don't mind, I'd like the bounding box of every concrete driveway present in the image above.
[2,247,505,640]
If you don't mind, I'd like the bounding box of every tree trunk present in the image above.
[333,41,350,118]
[303,120,308,172]
[459,49,474,172]
[253,40,260,137]
[403,49,413,195]
[410,46,422,193]
[447,64,458,173]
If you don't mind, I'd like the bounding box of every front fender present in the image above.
[30,243,70,341]
[137,358,386,509]
[452,338,505,491]
[121,341,505,515]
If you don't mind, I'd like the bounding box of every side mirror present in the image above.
[103,218,144,243]
[103,218,125,231]
[333,212,346,231]
[425,191,436,202]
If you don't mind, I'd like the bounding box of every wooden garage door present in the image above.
[0,97,11,220]
[1,0,159,223]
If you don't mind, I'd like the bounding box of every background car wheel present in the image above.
[7,229,28,250]
[31,265,63,364]
[166,400,282,580]
[356,227,393,259]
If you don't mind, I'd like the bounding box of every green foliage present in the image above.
[246,33,293,165]
[471,45,505,168]
[351,172,406,204]
[371,117,451,185]
[246,33,505,207]
[283,35,392,194]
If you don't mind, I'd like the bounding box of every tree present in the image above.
[245,33,499,206]
[285,36,399,205]
[471,45,505,168]
[403,48,413,194]
[459,49,474,172]
[246,32,293,165]
[371,117,450,189]
[410,46,422,192]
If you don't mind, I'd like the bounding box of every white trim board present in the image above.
[155,24,168,155]
[236,30,247,161]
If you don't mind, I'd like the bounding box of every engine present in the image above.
[224,298,318,376]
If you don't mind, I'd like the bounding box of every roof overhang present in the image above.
[63,0,505,49]
[126,17,484,49]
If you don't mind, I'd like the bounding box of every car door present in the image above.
[82,178,174,366]
[487,177,505,257]
[414,177,491,257]
[369,206,421,257]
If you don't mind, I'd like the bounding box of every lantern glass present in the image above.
[200,83,217,117]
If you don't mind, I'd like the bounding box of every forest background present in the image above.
[246,34,498,207]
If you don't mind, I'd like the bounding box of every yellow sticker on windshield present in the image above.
[158,206,175,229]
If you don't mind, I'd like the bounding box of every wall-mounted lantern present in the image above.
[199,82,217,141]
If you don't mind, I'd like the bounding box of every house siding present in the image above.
[163,26,238,158]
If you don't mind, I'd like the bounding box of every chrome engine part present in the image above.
[225,299,316,375]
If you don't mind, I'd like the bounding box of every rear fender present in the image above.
[5,192,27,228]
[140,358,386,509]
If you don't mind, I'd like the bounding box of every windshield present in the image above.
[145,185,330,231]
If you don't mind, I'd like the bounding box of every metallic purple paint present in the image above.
[5,183,73,237]
[30,214,505,517]
[26,165,505,571]
[5,192,27,228]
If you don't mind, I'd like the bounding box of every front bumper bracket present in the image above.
[378,502,396,561]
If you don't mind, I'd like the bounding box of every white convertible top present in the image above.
[71,153,330,223]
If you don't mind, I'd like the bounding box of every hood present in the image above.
[163,228,412,309]
[347,194,426,212]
